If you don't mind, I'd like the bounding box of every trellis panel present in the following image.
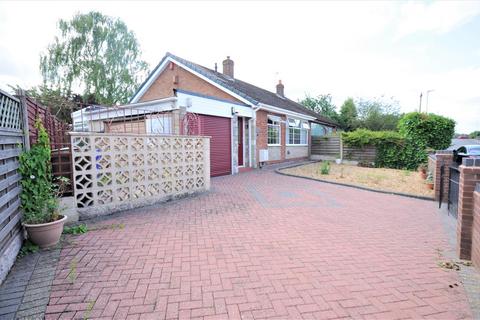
[71,132,210,218]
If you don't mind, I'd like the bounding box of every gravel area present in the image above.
[282,162,434,198]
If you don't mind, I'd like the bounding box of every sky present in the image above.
[0,0,479,133]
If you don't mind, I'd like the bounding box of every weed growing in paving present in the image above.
[83,300,96,320]
[63,224,88,234]
[18,240,39,257]
[68,258,77,284]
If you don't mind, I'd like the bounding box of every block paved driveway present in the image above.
[46,168,472,319]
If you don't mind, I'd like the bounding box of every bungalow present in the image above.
[72,53,337,176]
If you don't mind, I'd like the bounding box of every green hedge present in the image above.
[342,112,454,170]
[341,129,403,147]
[342,129,427,170]
[398,112,455,150]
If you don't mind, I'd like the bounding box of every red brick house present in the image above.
[74,53,337,176]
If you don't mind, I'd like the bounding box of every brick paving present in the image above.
[42,168,473,319]
[0,247,60,319]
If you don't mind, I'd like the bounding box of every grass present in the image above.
[282,162,434,198]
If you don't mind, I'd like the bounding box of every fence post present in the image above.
[339,135,344,161]
[16,89,30,150]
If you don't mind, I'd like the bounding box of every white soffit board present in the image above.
[177,92,253,118]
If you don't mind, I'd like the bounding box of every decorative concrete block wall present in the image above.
[71,132,210,219]
[472,184,480,269]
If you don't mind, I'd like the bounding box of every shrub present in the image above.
[18,119,57,224]
[341,129,403,147]
[398,112,455,150]
[342,129,427,170]
[320,161,330,175]
[375,137,427,170]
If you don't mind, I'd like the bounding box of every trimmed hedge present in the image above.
[342,112,455,170]
[398,112,455,151]
[341,129,403,146]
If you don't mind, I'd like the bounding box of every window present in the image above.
[311,123,327,137]
[267,116,281,145]
[147,115,172,134]
[287,118,309,145]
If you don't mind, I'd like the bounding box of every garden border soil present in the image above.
[276,161,435,202]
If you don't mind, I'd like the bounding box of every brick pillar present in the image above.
[433,151,454,202]
[178,106,187,135]
[255,110,267,168]
[457,159,480,260]
[472,184,480,269]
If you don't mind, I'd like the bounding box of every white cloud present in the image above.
[0,0,478,133]
[396,1,480,39]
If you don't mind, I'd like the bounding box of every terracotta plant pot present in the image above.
[23,215,67,248]
[426,183,434,190]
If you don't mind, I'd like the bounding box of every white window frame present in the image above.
[286,118,309,146]
[267,115,281,146]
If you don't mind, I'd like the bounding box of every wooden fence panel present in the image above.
[311,136,341,157]
[343,145,376,162]
[0,89,25,284]
[24,95,72,194]
[312,135,377,163]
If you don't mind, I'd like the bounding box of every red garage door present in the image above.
[198,115,231,177]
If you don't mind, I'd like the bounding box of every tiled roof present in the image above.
[132,52,338,127]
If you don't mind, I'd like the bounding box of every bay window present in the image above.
[267,116,281,145]
[287,118,309,145]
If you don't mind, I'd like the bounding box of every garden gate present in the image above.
[448,165,460,218]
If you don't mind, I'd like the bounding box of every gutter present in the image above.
[257,103,316,121]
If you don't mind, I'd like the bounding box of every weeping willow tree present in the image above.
[40,11,149,105]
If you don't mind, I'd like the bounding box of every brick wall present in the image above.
[472,184,480,269]
[456,159,480,260]
[255,110,288,166]
[139,62,242,104]
[432,151,454,202]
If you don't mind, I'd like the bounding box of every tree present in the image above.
[469,131,480,139]
[40,11,149,105]
[299,94,338,122]
[25,85,89,123]
[355,96,401,131]
[338,98,357,131]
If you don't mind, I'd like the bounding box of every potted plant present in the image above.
[18,120,67,248]
[425,172,434,190]
[418,163,427,179]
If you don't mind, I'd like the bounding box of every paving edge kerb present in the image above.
[275,161,435,202]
